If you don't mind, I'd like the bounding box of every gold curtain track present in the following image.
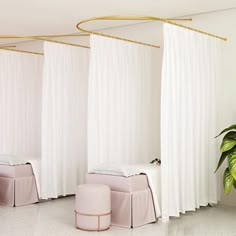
[0,45,16,48]
[0,47,44,55]
[0,15,227,54]
[76,15,227,48]
[0,34,90,55]
[0,17,193,54]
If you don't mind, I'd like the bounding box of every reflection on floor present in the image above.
[0,196,235,236]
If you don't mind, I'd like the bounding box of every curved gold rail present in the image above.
[76,15,227,49]
[0,15,227,55]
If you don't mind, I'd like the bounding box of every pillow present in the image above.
[0,154,28,165]
[89,163,142,177]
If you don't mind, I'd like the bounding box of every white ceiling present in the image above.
[0,0,236,44]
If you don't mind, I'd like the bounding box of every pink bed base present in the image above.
[0,164,38,207]
[86,174,156,228]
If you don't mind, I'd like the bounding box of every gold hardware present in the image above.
[0,47,43,55]
[0,15,227,55]
[0,34,90,55]
[76,15,227,49]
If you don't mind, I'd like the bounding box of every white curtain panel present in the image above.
[41,42,89,199]
[88,35,160,170]
[0,51,43,157]
[161,23,222,219]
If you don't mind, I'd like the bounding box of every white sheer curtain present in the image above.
[41,42,89,199]
[0,51,43,157]
[161,23,222,219]
[88,35,160,170]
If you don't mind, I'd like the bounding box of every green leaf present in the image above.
[215,150,231,173]
[228,150,236,180]
[220,138,236,153]
[224,168,234,194]
[233,180,236,189]
[215,124,236,138]
[223,131,236,140]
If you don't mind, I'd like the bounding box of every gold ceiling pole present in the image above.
[34,36,89,48]
[0,35,89,48]
[76,15,227,48]
[0,45,16,48]
[38,33,90,38]
[77,15,165,48]
[0,15,227,54]
[0,34,90,55]
[0,47,44,55]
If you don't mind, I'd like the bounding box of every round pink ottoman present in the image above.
[75,184,111,231]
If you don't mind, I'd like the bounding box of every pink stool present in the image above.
[75,184,111,231]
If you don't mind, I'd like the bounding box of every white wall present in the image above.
[13,8,236,205]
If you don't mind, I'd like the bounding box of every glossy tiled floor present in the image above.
[0,196,235,236]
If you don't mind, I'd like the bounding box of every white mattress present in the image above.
[0,154,28,165]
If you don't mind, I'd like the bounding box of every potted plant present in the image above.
[215,124,236,194]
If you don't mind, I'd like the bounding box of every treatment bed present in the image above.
[86,164,161,228]
[0,164,38,206]
[0,156,40,207]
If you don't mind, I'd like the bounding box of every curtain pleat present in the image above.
[41,42,89,199]
[0,51,43,157]
[161,23,222,219]
[87,35,160,170]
